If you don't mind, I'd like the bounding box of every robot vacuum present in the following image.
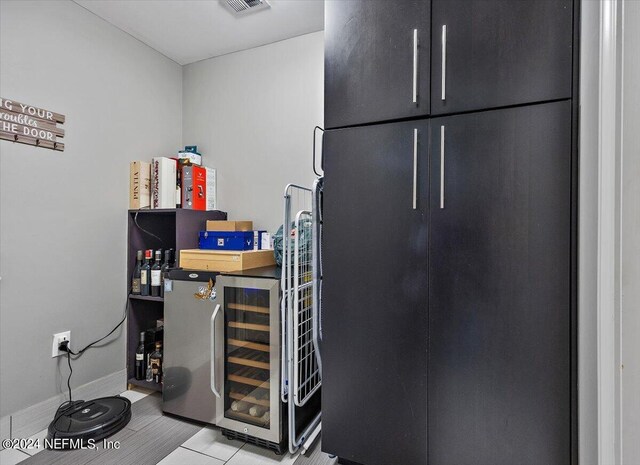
[46,396,132,448]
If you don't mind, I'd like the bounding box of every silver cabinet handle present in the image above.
[413,29,418,103]
[440,125,445,209]
[413,128,418,209]
[441,25,447,100]
[210,303,221,398]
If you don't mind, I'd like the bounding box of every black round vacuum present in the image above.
[46,396,132,449]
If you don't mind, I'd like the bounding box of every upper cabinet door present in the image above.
[431,0,573,115]
[325,0,431,129]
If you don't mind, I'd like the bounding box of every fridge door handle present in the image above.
[413,28,418,103]
[440,125,445,209]
[441,25,447,100]
[413,128,418,209]
[210,303,221,398]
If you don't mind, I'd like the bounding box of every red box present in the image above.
[182,165,206,210]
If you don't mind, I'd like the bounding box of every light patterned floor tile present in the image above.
[156,446,225,465]
[227,443,299,465]
[119,388,151,404]
[180,426,244,461]
[0,447,30,465]
[17,428,47,456]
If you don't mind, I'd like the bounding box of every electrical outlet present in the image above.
[52,331,71,358]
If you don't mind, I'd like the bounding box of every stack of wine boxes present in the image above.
[128,146,216,210]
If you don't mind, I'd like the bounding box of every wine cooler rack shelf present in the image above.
[228,338,269,352]
[227,302,270,314]
[229,392,270,407]
[229,321,270,332]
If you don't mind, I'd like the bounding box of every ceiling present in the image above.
[73,0,324,65]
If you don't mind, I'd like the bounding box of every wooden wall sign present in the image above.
[0,98,65,151]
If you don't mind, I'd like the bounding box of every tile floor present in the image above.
[0,388,336,465]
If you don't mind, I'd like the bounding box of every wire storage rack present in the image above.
[293,210,320,406]
[281,183,322,455]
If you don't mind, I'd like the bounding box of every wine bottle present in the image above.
[230,401,250,413]
[249,405,266,417]
[145,353,153,382]
[149,341,163,384]
[131,250,143,295]
[135,331,146,380]
[151,250,162,297]
[140,249,152,296]
[160,249,172,298]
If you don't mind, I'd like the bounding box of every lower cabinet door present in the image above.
[322,120,429,465]
[428,100,572,465]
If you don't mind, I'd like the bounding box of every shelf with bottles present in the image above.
[126,208,227,392]
[131,248,175,299]
[227,383,271,427]
[127,377,162,392]
[130,327,164,392]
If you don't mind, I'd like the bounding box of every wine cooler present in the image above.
[212,270,285,452]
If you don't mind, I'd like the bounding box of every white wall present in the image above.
[0,0,182,416]
[621,1,640,463]
[182,31,324,233]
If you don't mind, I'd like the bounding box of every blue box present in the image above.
[199,231,254,250]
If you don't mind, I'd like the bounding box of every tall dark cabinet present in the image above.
[322,1,578,465]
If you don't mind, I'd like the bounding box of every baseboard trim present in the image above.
[6,369,126,441]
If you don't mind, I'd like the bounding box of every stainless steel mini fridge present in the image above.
[162,269,219,423]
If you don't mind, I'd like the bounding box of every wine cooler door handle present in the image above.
[441,25,447,100]
[413,128,418,209]
[210,304,221,398]
[413,28,418,103]
[440,125,445,209]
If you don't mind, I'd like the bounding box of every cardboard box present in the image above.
[252,231,268,250]
[182,165,206,210]
[180,249,275,272]
[151,157,177,209]
[178,145,202,165]
[129,161,151,209]
[206,220,253,231]
[199,231,254,251]
[205,167,216,211]
[178,151,202,166]
[260,232,272,250]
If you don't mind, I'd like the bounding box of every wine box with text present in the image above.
[182,165,206,210]
[205,167,217,211]
[129,161,151,209]
[151,157,177,209]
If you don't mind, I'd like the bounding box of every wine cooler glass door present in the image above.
[217,276,280,443]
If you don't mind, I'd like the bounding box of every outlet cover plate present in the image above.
[52,331,70,357]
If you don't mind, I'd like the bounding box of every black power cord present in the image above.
[51,213,159,425]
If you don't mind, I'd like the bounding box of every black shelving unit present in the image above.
[126,208,227,392]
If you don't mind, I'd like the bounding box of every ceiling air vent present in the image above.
[225,0,271,15]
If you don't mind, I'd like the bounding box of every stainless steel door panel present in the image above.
[163,279,217,423]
